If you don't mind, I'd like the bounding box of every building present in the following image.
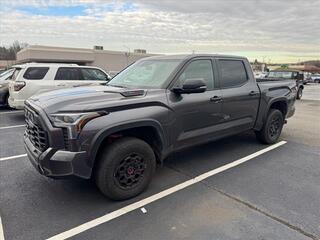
[16,45,156,72]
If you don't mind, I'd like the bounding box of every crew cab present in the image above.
[8,63,111,109]
[260,70,304,99]
[24,55,297,200]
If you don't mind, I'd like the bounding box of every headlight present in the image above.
[50,111,107,138]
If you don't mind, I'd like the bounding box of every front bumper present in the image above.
[23,102,92,179]
[24,135,91,178]
[287,105,295,119]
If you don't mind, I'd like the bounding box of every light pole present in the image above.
[123,45,130,67]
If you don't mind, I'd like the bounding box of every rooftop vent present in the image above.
[134,49,147,54]
[94,46,104,50]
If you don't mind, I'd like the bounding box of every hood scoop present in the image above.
[119,89,146,97]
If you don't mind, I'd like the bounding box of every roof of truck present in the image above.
[144,54,247,61]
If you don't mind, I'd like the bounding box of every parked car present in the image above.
[311,74,320,83]
[261,70,304,99]
[254,71,268,79]
[0,68,15,107]
[24,54,296,200]
[8,63,111,109]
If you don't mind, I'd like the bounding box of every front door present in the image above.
[168,58,224,150]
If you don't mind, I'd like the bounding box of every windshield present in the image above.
[0,68,14,78]
[267,71,294,79]
[107,59,181,89]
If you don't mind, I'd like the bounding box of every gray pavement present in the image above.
[0,84,319,240]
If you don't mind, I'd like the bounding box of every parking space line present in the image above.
[0,214,5,240]
[0,125,25,130]
[47,140,287,240]
[0,110,23,115]
[0,154,27,162]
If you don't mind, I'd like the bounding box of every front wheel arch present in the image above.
[89,120,166,172]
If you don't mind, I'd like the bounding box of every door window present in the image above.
[80,68,109,81]
[177,60,214,90]
[23,67,49,80]
[218,60,248,88]
[55,68,81,80]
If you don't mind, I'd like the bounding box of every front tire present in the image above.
[95,137,156,200]
[296,87,303,100]
[255,109,284,144]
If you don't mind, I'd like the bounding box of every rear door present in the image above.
[54,67,82,89]
[217,58,260,132]
[54,67,109,89]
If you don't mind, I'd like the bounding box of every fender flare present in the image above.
[88,119,167,166]
[265,97,288,119]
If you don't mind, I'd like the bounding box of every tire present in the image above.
[4,94,10,109]
[255,109,284,144]
[95,137,156,200]
[296,87,303,100]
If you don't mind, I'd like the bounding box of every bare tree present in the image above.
[0,41,28,60]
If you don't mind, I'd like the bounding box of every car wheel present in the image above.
[296,87,303,100]
[4,94,10,108]
[255,109,284,144]
[95,137,156,200]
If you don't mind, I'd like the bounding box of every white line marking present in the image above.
[0,214,5,240]
[0,154,27,162]
[0,125,25,130]
[0,110,23,115]
[47,141,287,240]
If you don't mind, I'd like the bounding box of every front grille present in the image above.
[25,107,48,152]
[62,128,70,150]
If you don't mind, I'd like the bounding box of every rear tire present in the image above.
[255,109,284,144]
[95,137,156,200]
[296,87,303,100]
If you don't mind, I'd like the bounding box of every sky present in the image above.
[0,0,319,63]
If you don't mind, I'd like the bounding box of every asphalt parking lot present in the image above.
[0,84,319,240]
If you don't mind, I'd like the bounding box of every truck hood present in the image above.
[27,86,149,114]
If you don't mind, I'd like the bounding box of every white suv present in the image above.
[8,63,111,109]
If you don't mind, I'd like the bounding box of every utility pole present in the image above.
[123,45,131,67]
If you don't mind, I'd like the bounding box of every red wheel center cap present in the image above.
[127,167,134,175]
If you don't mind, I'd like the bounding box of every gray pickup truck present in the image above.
[24,54,297,200]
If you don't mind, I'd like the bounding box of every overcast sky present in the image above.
[0,0,319,63]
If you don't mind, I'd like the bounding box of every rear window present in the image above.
[23,67,49,80]
[80,68,109,81]
[55,68,81,80]
[218,60,248,88]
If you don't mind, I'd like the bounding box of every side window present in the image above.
[177,60,214,90]
[55,68,81,80]
[218,60,248,88]
[80,68,109,81]
[23,67,49,80]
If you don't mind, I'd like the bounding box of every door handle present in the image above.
[57,84,66,87]
[210,96,222,103]
[249,91,259,96]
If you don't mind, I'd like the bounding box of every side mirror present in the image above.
[173,79,207,94]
